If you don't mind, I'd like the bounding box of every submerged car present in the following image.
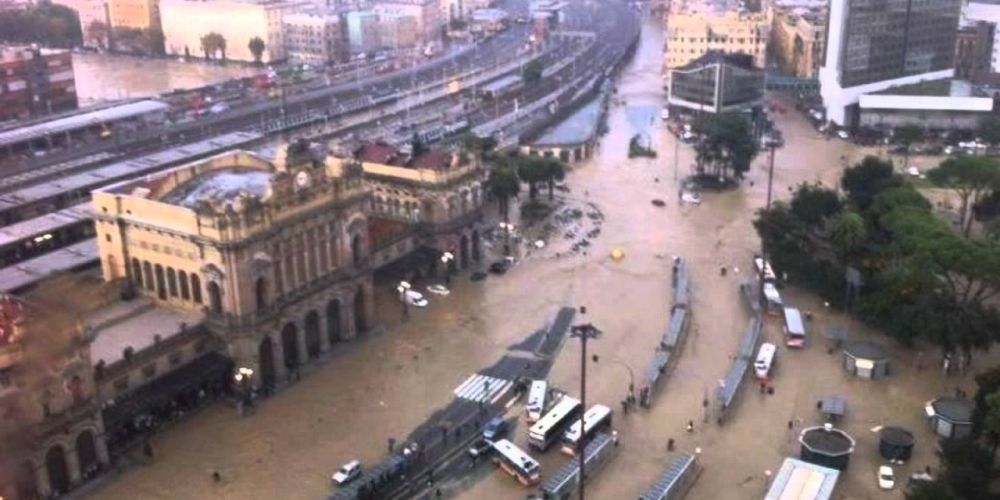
[332,460,362,485]
[426,284,450,296]
[877,465,895,490]
[402,290,429,307]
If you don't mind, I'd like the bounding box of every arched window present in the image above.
[143,261,154,291]
[167,268,178,297]
[178,270,190,300]
[255,277,268,311]
[132,258,143,288]
[191,274,202,304]
[207,282,222,314]
[351,234,362,266]
[154,264,166,300]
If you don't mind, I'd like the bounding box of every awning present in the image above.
[102,351,232,429]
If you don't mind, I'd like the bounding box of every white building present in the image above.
[373,0,441,42]
[283,10,344,64]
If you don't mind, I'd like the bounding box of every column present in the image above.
[296,319,309,366]
[270,333,288,383]
[342,299,357,340]
[318,311,331,353]
[66,443,81,486]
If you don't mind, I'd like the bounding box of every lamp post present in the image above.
[440,251,454,284]
[498,222,515,256]
[570,307,601,500]
[397,280,411,320]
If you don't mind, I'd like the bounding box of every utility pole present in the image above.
[570,312,601,500]
[758,144,776,311]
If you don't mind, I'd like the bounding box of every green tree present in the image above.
[691,112,759,180]
[978,114,1000,148]
[893,124,925,169]
[789,183,841,227]
[487,165,520,223]
[938,438,993,500]
[0,0,82,47]
[983,391,1000,457]
[926,156,1000,236]
[831,210,866,258]
[522,60,543,84]
[460,133,497,169]
[248,36,265,65]
[85,20,109,48]
[410,132,425,157]
[200,32,225,61]
[541,158,566,200]
[516,156,548,200]
[905,480,960,500]
[841,156,902,211]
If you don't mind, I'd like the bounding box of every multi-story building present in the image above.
[378,12,420,49]
[91,141,375,390]
[0,46,77,122]
[346,10,381,54]
[965,1,1000,75]
[769,6,825,79]
[0,279,111,500]
[108,0,159,30]
[283,9,345,64]
[160,0,310,62]
[955,20,994,80]
[53,0,112,47]
[819,0,963,127]
[668,51,765,114]
[373,0,441,43]
[663,11,769,71]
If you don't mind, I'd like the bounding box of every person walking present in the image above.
[686,420,694,433]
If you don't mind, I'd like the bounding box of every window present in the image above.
[142,364,156,379]
[105,234,111,242]
[167,268,178,297]
[191,274,202,303]
[179,271,190,300]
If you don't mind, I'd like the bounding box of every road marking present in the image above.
[453,373,512,403]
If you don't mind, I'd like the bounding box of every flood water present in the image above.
[86,14,995,500]
[72,53,259,105]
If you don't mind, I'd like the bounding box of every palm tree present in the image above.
[516,156,547,201]
[487,166,520,222]
[542,158,566,200]
[248,36,265,65]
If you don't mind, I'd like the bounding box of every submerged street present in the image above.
[84,15,994,500]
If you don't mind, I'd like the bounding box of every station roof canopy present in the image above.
[0,100,168,149]
[0,239,98,293]
[765,457,839,500]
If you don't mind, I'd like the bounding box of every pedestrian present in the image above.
[667,438,675,451]
[143,440,154,461]
[436,489,443,499]
[787,420,793,430]
[211,471,221,483]
[759,382,766,394]
[621,400,629,414]
[768,386,775,395]
[388,437,396,453]
[686,420,694,433]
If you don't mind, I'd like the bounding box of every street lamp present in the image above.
[498,222,515,255]
[440,251,454,284]
[397,280,411,320]
[570,307,601,500]
[234,366,254,414]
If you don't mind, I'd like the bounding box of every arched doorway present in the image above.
[304,311,321,360]
[460,234,470,269]
[76,430,98,479]
[281,323,300,371]
[208,282,222,314]
[472,230,481,261]
[45,445,70,495]
[255,277,268,311]
[15,461,37,500]
[353,288,366,333]
[258,337,276,388]
[351,234,362,266]
[326,300,341,344]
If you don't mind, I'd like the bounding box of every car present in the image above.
[837,130,850,140]
[482,417,508,440]
[470,271,487,281]
[488,261,510,274]
[681,192,701,205]
[402,290,428,307]
[332,460,362,485]
[426,284,450,296]
[877,465,895,490]
[468,438,494,458]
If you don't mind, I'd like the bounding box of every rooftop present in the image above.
[765,457,839,500]
[879,426,915,447]
[844,340,890,361]
[161,169,273,209]
[678,50,757,71]
[871,78,983,98]
[799,426,855,456]
[354,142,454,171]
[88,300,204,365]
[533,97,603,147]
[931,397,975,423]
[0,240,99,293]
[0,202,91,249]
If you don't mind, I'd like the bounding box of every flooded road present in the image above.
[72,53,259,105]
[86,14,995,500]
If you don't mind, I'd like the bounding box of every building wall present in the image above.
[346,10,380,53]
[160,0,308,62]
[373,0,440,42]
[0,47,78,122]
[770,9,825,79]
[52,0,111,47]
[966,1,1000,73]
[955,21,994,80]
[664,11,769,70]
[108,0,159,30]
[378,13,420,49]
[284,12,343,63]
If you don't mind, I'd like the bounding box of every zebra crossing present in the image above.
[453,373,513,404]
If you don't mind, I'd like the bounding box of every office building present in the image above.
[373,0,441,42]
[664,11,769,71]
[0,46,77,122]
[346,10,381,53]
[108,0,159,30]
[160,0,310,63]
[820,0,963,127]
[378,12,420,49]
[283,10,345,64]
[954,20,993,80]
[52,0,111,48]
[668,51,764,114]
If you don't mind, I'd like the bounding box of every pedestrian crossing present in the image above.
[453,373,512,404]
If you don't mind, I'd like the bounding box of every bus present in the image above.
[525,380,548,423]
[492,439,541,486]
[560,404,613,456]
[754,255,776,282]
[528,395,581,451]
[754,342,776,380]
[783,307,806,348]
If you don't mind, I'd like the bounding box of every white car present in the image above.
[681,192,702,205]
[837,130,850,140]
[332,460,362,485]
[403,290,429,307]
[877,465,895,490]
[426,284,450,296]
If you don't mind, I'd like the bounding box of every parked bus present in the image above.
[754,342,776,380]
[525,380,549,423]
[560,404,613,456]
[763,282,782,314]
[492,439,541,486]
[783,307,806,348]
[754,256,776,282]
[528,395,581,451]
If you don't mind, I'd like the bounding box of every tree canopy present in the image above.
[926,156,1000,236]
[0,0,82,48]
[248,36,265,65]
[691,112,759,180]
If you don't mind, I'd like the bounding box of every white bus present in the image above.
[492,439,541,486]
[525,380,549,423]
[560,404,613,456]
[763,282,783,314]
[754,342,777,380]
[783,307,806,348]
[754,256,777,283]
[528,396,581,451]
